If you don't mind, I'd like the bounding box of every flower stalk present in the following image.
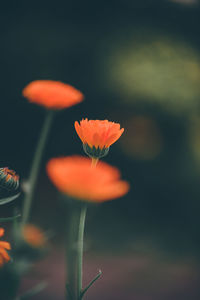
[91,158,98,168]
[77,204,87,298]
[66,205,78,300]
[66,203,87,300]
[22,110,54,225]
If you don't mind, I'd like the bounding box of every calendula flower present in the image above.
[22,225,46,248]
[46,156,129,202]
[22,80,84,109]
[0,167,19,191]
[74,119,124,158]
[0,228,11,267]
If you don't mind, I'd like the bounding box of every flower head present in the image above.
[22,225,46,248]
[22,80,84,109]
[46,156,129,202]
[74,119,124,158]
[0,228,11,267]
[0,167,19,191]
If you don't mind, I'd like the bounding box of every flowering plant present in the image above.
[0,79,129,300]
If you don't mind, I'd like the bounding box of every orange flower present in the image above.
[46,156,129,202]
[74,119,124,158]
[22,225,46,248]
[0,228,11,267]
[22,80,84,109]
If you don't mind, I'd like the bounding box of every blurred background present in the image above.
[1,0,200,299]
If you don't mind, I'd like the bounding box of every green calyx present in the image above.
[83,144,109,159]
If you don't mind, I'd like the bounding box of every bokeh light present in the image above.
[102,31,200,113]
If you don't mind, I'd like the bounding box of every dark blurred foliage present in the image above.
[1,0,200,298]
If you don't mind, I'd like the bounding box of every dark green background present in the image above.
[0,1,200,299]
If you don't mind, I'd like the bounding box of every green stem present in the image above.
[66,204,87,300]
[66,206,80,300]
[21,110,54,225]
[77,205,87,299]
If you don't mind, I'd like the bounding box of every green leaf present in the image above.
[16,282,47,300]
[0,213,21,222]
[0,192,20,205]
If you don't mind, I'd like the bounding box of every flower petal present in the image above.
[46,156,129,203]
[74,119,124,154]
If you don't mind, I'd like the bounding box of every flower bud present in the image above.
[0,168,19,191]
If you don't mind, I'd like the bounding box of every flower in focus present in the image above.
[22,225,46,248]
[0,228,11,267]
[74,119,124,158]
[0,167,19,191]
[46,156,129,202]
[22,80,84,109]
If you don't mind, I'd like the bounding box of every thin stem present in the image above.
[80,270,102,298]
[77,205,87,299]
[66,206,80,300]
[21,110,54,225]
[91,158,98,168]
[66,204,87,300]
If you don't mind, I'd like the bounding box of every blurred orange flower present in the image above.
[46,156,129,202]
[74,119,124,158]
[22,225,46,248]
[0,228,11,267]
[22,80,84,109]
